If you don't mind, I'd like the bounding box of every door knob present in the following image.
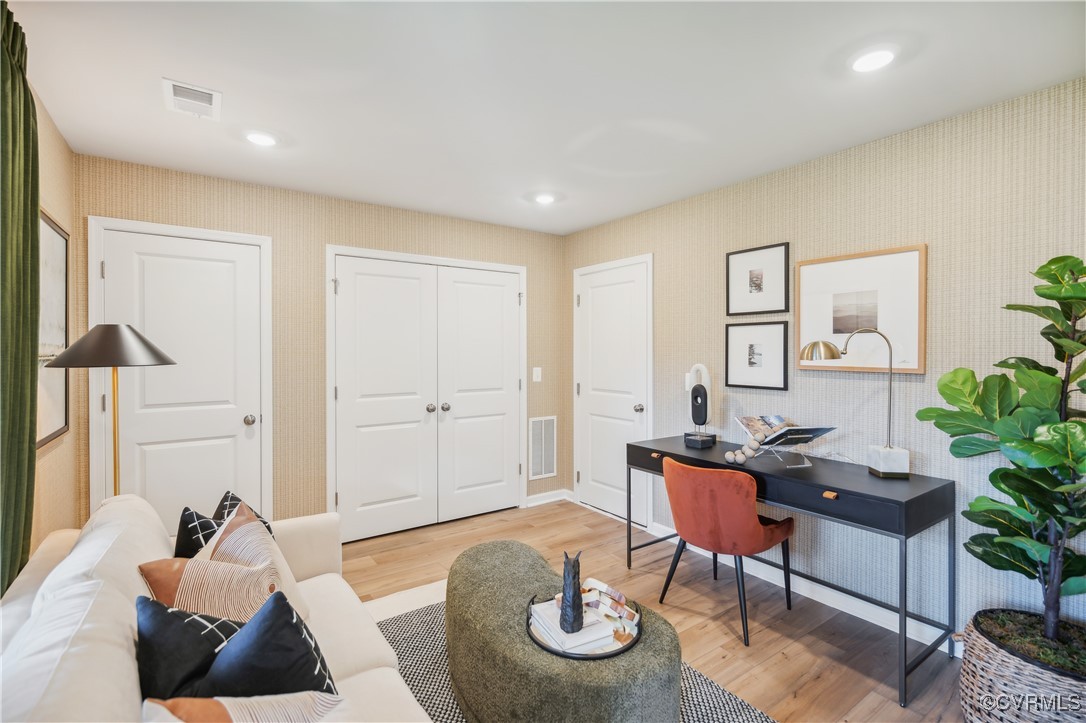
[441,402,451,412]
[633,404,645,413]
[243,414,257,426]
[426,403,437,413]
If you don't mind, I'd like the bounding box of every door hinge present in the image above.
[334,386,338,400]
[101,394,106,412]
[576,294,580,307]
[518,463,522,475]
[100,261,105,279]
[576,470,581,484]
[576,382,580,396]
[335,492,339,509]
[259,414,263,423]
[519,379,522,391]
[332,278,339,295]
[518,292,523,307]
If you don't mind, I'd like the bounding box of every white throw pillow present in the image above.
[1,578,142,722]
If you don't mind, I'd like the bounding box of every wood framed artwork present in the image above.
[726,321,788,390]
[37,212,69,447]
[796,244,927,374]
[726,242,789,315]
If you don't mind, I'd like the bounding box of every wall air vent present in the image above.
[162,78,221,121]
[529,416,557,480]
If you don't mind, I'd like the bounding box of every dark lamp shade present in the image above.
[45,324,176,368]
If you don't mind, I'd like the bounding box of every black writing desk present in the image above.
[626,436,956,707]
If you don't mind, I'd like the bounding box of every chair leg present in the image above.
[734,555,749,646]
[713,552,718,580]
[659,539,687,604]
[782,538,792,610]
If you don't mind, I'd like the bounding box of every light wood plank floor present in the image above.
[342,501,962,722]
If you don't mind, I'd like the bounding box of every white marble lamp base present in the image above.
[867,445,910,478]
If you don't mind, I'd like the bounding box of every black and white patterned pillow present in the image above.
[138,592,335,701]
[136,596,244,700]
[173,491,273,558]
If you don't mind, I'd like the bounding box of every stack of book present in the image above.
[529,599,615,654]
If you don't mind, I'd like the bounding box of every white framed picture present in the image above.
[796,244,927,374]
[726,242,789,315]
[37,212,69,447]
[726,321,788,390]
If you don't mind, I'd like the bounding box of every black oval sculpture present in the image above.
[560,550,583,633]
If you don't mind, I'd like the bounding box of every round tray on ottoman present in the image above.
[445,540,681,723]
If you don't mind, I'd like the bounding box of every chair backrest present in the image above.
[663,457,770,556]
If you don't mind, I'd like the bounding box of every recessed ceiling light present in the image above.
[533,193,556,205]
[852,49,895,73]
[246,131,277,147]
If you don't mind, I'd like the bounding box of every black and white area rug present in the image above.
[377,602,775,723]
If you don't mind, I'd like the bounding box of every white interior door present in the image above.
[436,266,520,522]
[98,227,265,526]
[335,256,439,541]
[574,256,652,525]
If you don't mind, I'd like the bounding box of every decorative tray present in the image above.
[524,595,642,660]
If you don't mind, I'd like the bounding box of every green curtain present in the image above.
[1,0,39,595]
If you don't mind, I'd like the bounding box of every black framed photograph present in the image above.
[37,211,69,447]
[726,321,788,390]
[726,242,789,315]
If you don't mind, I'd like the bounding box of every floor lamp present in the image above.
[46,324,176,497]
[799,328,910,478]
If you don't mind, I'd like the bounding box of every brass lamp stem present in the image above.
[841,328,894,449]
[111,365,120,497]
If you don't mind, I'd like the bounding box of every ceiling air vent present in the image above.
[162,78,221,121]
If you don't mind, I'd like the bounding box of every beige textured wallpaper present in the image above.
[31,89,78,551]
[564,79,1085,629]
[62,158,568,524]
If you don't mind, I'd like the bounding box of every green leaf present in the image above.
[937,369,981,413]
[978,374,1019,422]
[1002,439,1070,470]
[969,495,1041,524]
[1063,551,1086,580]
[995,535,1052,563]
[1033,256,1086,285]
[931,411,995,437]
[993,472,1064,517]
[1016,368,1063,410]
[992,407,1059,441]
[1005,303,1073,333]
[1054,483,1086,493]
[1071,358,1086,385]
[916,406,947,422]
[1059,577,1086,596]
[1041,324,1071,363]
[1059,300,1086,321]
[1033,421,1086,473]
[994,356,1060,377]
[950,436,1002,457]
[1035,281,1086,302]
[1052,336,1086,357]
[964,534,1039,580]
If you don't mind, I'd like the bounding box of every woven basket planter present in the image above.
[960,609,1086,722]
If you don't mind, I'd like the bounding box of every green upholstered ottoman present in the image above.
[445,540,681,723]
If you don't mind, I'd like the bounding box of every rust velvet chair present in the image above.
[659,457,795,645]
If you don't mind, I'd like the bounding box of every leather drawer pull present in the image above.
[822,491,839,500]
[651,452,663,459]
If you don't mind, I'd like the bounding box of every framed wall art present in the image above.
[795,244,927,374]
[725,321,788,390]
[726,242,789,315]
[37,212,69,447]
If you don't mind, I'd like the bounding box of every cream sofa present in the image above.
[0,495,430,722]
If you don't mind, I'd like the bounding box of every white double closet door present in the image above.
[334,256,521,541]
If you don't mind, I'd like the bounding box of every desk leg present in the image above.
[898,536,908,707]
[948,514,956,658]
[626,466,632,569]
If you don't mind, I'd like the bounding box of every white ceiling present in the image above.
[13,2,1085,235]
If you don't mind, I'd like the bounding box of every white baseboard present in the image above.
[521,488,573,508]
[644,521,955,657]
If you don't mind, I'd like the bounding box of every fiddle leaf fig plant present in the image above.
[916,255,1086,642]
